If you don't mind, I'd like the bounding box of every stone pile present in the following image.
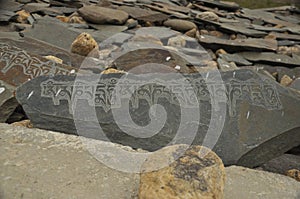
[0,0,299,197]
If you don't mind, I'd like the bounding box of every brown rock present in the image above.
[286,169,300,182]
[70,32,99,57]
[196,11,219,22]
[265,33,277,40]
[200,29,209,35]
[209,30,223,38]
[216,49,227,56]
[11,120,33,128]
[277,46,300,56]
[78,5,128,25]
[16,10,30,24]
[167,35,186,48]
[185,28,197,38]
[163,19,197,32]
[280,75,293,86]
[56,15,69,23]
[139,145,225,199]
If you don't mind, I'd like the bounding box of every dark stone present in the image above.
[219,54,252,66]
[0,33,85,68]
[0,80,18,123]
[238,52,300,67]
[198,35,278,53]
[23,16,115,51]
[261,154,300,175]
[16,69,300,167]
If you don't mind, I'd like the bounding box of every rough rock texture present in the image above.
[163,19,197,32]
[0,123,140,199]
[286,169,300,182]
[139,145,225,199]
[196,11,219,22]
[70,32,99,57]
[224,166,300,199]
[78,5,129,25]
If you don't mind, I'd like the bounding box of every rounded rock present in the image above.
[164,19,197,32]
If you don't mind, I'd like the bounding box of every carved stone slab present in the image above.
[0,43,77,87]
[16,69,300,167]
[0,42,77,122]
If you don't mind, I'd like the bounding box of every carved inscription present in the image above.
[41,77,282,117]
[0,43,72,79]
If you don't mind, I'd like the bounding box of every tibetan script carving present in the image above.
[40,76,282,116]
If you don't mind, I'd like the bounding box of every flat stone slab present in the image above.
[198,35,278,52]
[238,52,300,67]
[224,166,300,199]
[1,124,299,198]
[0,123,140,199]
[16,69,300,167]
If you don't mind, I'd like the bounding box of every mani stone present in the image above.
[139,145,225,199]
[16,69,300,167]
[78,5,129,25]
[0,43,77,87]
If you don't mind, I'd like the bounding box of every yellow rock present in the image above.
[12,120,33,128]
[101,68,126,74]
[71,32,99,57]
[139,145,225,199]
[280,75,293,86]
[286,169,300,182]
[43,55,63,64]
[16,10,30,24]
[56,15,70,23]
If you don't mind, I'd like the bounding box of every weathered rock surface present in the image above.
[16,69,300,167]
[78,5,129,25]
[70,32,99,57]
[224,166,300,199]
[0,124,299,198]
[139,145,225,199]
[0,123,140,199]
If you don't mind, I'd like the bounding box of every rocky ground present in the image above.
[0,0,300,198]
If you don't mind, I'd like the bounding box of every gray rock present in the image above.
[0,9,17,24]
[0,81,18,123]
[78,5,129,25]
[219,54,252,66]
[0,123,140,199]
[224,166,300,199]
[238,52,300,67]
[289,78,300,91]
[198,35,278,52]
[16,69,300,167]
[261,154,300,175]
